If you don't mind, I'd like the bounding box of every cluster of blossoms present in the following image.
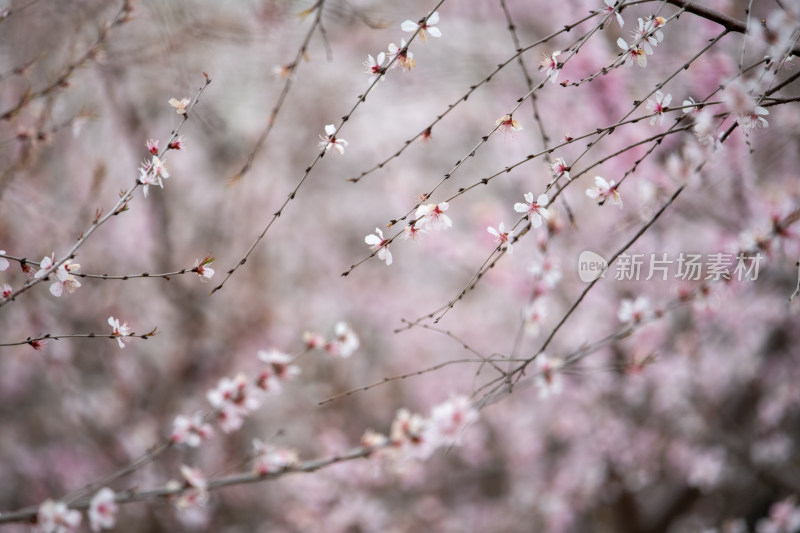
[137,99,190,197]
[35,488,117,533]
[359,10,442,93]
[522,254,563,336]
[360,11,441,87]
[137,154,170,197]
[171,412,215,447]
[586,176,623,208]
[363,202,452,266]
[171,323,358,441]
[303,321,360,357]
[617,15,667,68]
[326,11,442,153]
[681,79,770,155]
[203,350,302,433]
[206,372,263,433]
[34,255,81,297]
[257,348,301,393]
[361,395,478,463]
[485,189,553,257]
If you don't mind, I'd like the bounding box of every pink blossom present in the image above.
[194,256,215,281]
[633,16,665,50]
[586,176,623,208]
[487,222,514,253]
[540,50,561,83]
[682,96,699,114]
[427,395,478,446]
[0,250,8,271]
[258,348,301,382]
[387,39,416,71]
[145,138,159,155]
[88,488,117,532]
[401,11,441,42]
[252,439,300,475]
[361,429,389,449]
[35,500,82,533]
[207,373,261,433]
[168,97,190,114]
[152,155,169,180]
[40,259,81,297]
[365,227,392,265]
[618,296,654,323]
[390,408,433,460]
[693,110,721,148]
[325,321,360,357]
[535,354,564,398]
[722,80,769,130]
[514,192,550,228]
[528,255,562,288]
[646,90,672,125]
[168,135,186,151]
[495,114,523,134]
[318,124,348,154]
[523,299,548,337]
[400,224,426,241]
[602,0,624,27]
[302,330,325,349]
[180,465,208,490]
[138,155,169,197]
[415,202,452,232]
[549,157,571,181]
[2,283,12,299]
[617,37,650,68]
[170,482,208,511]
[107,316,131,348]
[138,167,160,198]
[34,254,55,279]
[29,339,48,351]
[171,412,214,447]
[363,52,386,84]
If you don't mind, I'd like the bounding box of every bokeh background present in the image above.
[1,0,799,531]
